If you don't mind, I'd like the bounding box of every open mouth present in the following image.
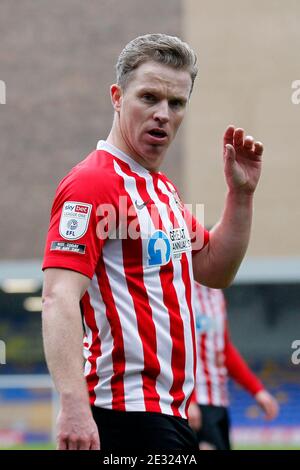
[148,129,168,139]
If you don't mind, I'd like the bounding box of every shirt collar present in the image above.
[96,140,159,177]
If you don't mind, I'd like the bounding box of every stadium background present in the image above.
[0,0,299,449]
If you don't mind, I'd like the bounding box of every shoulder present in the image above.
[55,150,123,202]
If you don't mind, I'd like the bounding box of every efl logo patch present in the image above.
[59,201,92,240]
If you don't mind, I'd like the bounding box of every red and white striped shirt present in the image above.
[43,140,208,419]
[193,283,264,407]
[194,283,229,407]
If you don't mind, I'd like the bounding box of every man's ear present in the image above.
[110,84,123,112]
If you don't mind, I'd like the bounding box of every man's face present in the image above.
[111,61,192,172]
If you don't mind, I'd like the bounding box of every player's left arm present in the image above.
[193,126,263,288]
[254,390,279,420]
[224,326,279,420]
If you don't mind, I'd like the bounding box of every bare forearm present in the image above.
[210,190,253,281]
[194,190,253,287]
[41,269,99,449]
[42,296,90,406]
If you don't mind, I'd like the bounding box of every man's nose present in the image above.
[153,100,170,123]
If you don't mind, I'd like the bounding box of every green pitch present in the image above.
[1,442,300,451]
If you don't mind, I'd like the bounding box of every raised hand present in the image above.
[223,126,263,195]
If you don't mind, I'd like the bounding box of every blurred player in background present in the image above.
[188,282,279,450]
[42,33,264,450]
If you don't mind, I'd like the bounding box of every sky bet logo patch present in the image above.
[74,204,89,214]
[59,201,92,240]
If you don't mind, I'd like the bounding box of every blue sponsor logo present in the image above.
[148,230,171,267]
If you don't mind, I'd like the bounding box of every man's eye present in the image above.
[142,94,156,102]
[170,100,184,109]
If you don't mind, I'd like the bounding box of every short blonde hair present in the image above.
[116,33,198,93]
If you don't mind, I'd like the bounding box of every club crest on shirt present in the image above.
[171,189,185,211]
[59,201,92,240]
[165,181,184,212]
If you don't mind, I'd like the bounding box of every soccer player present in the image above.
[42,33,264,450]
[188,283,279,450]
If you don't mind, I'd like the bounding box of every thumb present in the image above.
[224,143,235,161]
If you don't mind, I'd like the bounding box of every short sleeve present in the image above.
[184,208,209,255]
[42,168,116,279]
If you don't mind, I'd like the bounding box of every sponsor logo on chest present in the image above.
[146,227,191,267]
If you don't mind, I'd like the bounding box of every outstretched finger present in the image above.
[254,141,264,156]
[223,125,235,147]
[233,128,244,148]
[224,143,236,162]
[244,135,254,151]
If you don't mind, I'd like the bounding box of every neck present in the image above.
[106,114,129,156]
